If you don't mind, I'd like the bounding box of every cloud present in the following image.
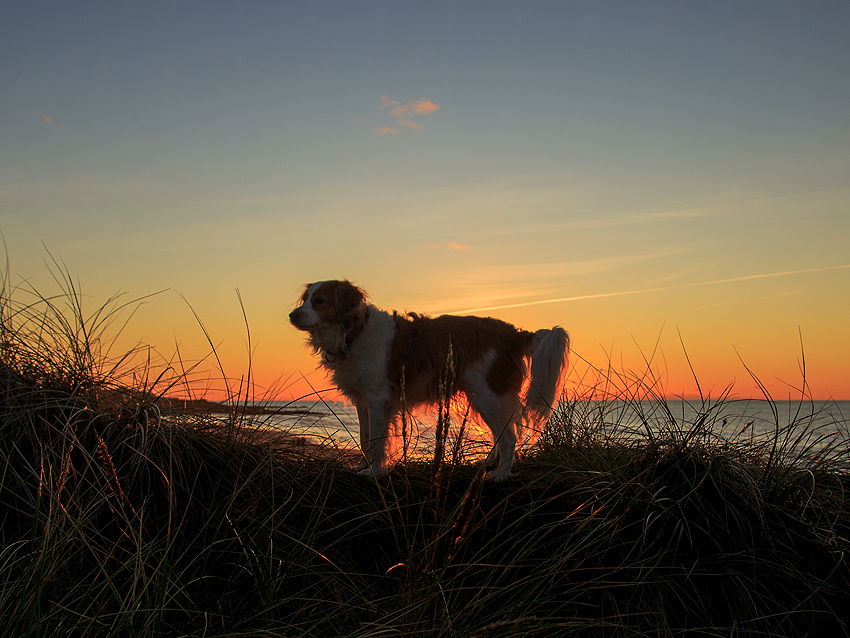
[429,241,471,250]
[410,99,440,115]
[446,263,850,315]
[380,95,400,109]
[351,117,361,125]
[377,96,440,133]
[29,112,54,126]
[397,119,424,130]
[377,125,403,135]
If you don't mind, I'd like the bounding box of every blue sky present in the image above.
[2,1,849,399]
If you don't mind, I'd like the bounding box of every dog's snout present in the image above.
[289,308,302,323]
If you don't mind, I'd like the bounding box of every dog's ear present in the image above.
[296,283,313,306]
[336,280,367,339]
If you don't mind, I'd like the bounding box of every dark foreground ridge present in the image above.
[1,362,848,637]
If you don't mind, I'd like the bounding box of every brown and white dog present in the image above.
[289,280,569,482]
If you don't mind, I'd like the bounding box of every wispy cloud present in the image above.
[29,112,54,126]
[379,96,400,110]
[447,263,850,314]
[428,241,471,250]
[421,248,712,314]
[377,95,440,133]
[377,125,403,135]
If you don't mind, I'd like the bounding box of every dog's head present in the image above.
[289,280,368,356]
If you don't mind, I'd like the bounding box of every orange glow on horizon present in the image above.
[167,332,846,404]
[149,271,849,404]
[31,257,843,405]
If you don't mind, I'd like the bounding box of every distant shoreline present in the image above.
[155,396,327,416]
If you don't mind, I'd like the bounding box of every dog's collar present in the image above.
[322,349,346,363]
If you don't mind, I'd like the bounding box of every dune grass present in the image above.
[1,263,848,637]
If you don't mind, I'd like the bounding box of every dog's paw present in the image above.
[354,458,370,472]
[357,465,389,479]
[484,468,512,483]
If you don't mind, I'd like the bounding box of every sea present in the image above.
[246,398,850,464]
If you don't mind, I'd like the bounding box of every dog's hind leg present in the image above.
[469,389,521,482]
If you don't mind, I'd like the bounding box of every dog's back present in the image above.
[388,312,537,406]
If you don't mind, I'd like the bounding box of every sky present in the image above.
[2,1,849,402]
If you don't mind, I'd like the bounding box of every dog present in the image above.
[289,280,569,482]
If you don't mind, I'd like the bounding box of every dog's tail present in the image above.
[522,327,570,440]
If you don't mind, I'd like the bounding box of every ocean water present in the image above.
[250,398,850,463]
[252,400,496,459]
[558,399,850,464]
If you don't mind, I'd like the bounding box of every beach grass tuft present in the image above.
[1,263,848,637]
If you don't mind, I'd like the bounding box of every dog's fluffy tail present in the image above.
[521,327,570,440]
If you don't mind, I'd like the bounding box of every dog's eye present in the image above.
[313,297,325,305]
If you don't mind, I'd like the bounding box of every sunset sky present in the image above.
[2,2,849,401]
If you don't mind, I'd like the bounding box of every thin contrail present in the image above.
[448,263,850,315]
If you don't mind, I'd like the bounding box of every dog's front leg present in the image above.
[480,444,500,469]
[354,404,370,471]
[357,404,392,479]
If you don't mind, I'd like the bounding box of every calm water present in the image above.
[251,398,850,462]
